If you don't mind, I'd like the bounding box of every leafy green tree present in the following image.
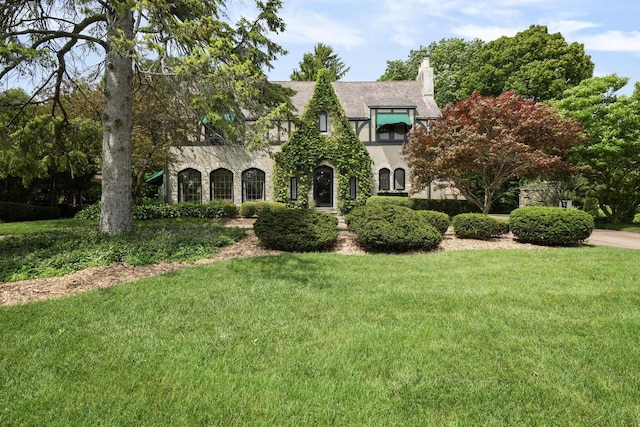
[1,0,288,234]
[553,75,640,223]
[290,43,350,81]
[379,38,484,108]
[404,91,584,214]
[461,25,593,101]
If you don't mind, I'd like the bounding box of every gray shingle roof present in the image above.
[275,80,441,119]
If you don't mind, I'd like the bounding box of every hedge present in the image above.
[240,201,286,218]
[366,196,479,217]
[451,213,502,240]
[510,207,594,246]
[75,200,238,221]
[415,210,450,235]
[0,202,60,222]
[254,208,338,252]
[346,204,442,252]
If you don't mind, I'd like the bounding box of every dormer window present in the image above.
[376,113,412,142]
[319,111,328,132]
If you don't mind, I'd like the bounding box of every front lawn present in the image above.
[1,247,639,425]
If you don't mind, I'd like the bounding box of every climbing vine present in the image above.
[274,68,373,213]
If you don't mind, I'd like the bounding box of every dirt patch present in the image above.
[0,230,545,307]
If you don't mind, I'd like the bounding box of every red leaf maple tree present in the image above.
[404,91,584,213]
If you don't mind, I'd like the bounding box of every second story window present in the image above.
[319,111,328,132]
[376,113,412,142]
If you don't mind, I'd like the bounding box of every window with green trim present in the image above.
[377,123,408,142]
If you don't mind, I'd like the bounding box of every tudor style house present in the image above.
[165,58,457,210]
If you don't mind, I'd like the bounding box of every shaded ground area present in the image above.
[1,229,545,307]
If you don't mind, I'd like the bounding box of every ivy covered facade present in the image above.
[166,58,445,212]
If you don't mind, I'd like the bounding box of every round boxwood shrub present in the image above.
[254,208,338,252]
[240,201,257,218]
[510,206,594,246]
[452,213,500,240]
[415,210,450,235]
[345,204,442,252]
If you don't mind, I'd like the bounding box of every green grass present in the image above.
[2,247,639,425]
[0,219,244,281]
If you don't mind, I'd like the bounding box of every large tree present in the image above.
[404,91,584,213]
[461,25,593,101]
[553,75,640,223]
[1,1,288,234]
[290,43,350,81]
[379,38,484,108]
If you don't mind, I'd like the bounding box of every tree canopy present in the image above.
[290,43,350,81]
[553,75,640,223]
[461,25,594,101]
[404,91,584,213]
[1,0,289,234]
[379,38,483,108]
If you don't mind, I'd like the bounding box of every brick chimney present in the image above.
[417,56,434,97]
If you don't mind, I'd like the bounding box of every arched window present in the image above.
[210,168,234,202]
[319,111,328,132]
[394,168,405,191]
[379,168,390,191]
[242,168,266,202]
[178,168,202,204]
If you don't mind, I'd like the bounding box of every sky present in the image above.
[234,0,640,96]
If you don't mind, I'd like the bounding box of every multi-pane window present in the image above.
[210,168,234,202]
[242,168,265,202]
[394,168,405,191]
[379,168,390,191]
[377,124,408,142]
[178,168,202,204]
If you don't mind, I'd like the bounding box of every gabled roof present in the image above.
[275,80,441,120]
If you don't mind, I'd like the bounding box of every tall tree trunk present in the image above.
[100,5,134,234]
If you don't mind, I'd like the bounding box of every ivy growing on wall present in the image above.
[274,68,373,213]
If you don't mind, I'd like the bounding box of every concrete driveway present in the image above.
[587,229,640,249]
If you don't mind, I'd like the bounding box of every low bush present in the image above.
[366,196,414,209]
[76,200,233,221]
[0,202,60,222]
[240,201,285,218]
[510,207,594,246]
[415,210,450,235]
[496,219,510,236]
[223,203,239,218]
[346,204,442,252]
[452,214,500,240]
[411,199,481,216]
[254,209,338,252]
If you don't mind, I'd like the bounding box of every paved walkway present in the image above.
[587,229,640,249]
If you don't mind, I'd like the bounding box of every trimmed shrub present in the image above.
[412,199,481,216]
[346,204,442,252]
[415,210,450,235]
[223,203,239,218]
[510,207,594,246]
[0,202,60,222]
[366,196,414,209]
[254,209,338,252]
[255,201,286,217]
[240,202,257,218]
[76,200,233,221]
[452,213,500,240]
[496,219,510,236]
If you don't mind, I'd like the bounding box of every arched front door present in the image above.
[313,166,333,207]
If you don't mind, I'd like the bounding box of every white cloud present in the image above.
[547,20,599,35]
[579,31,640,53]
[275,10,366,48]
[451,24,523,41]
